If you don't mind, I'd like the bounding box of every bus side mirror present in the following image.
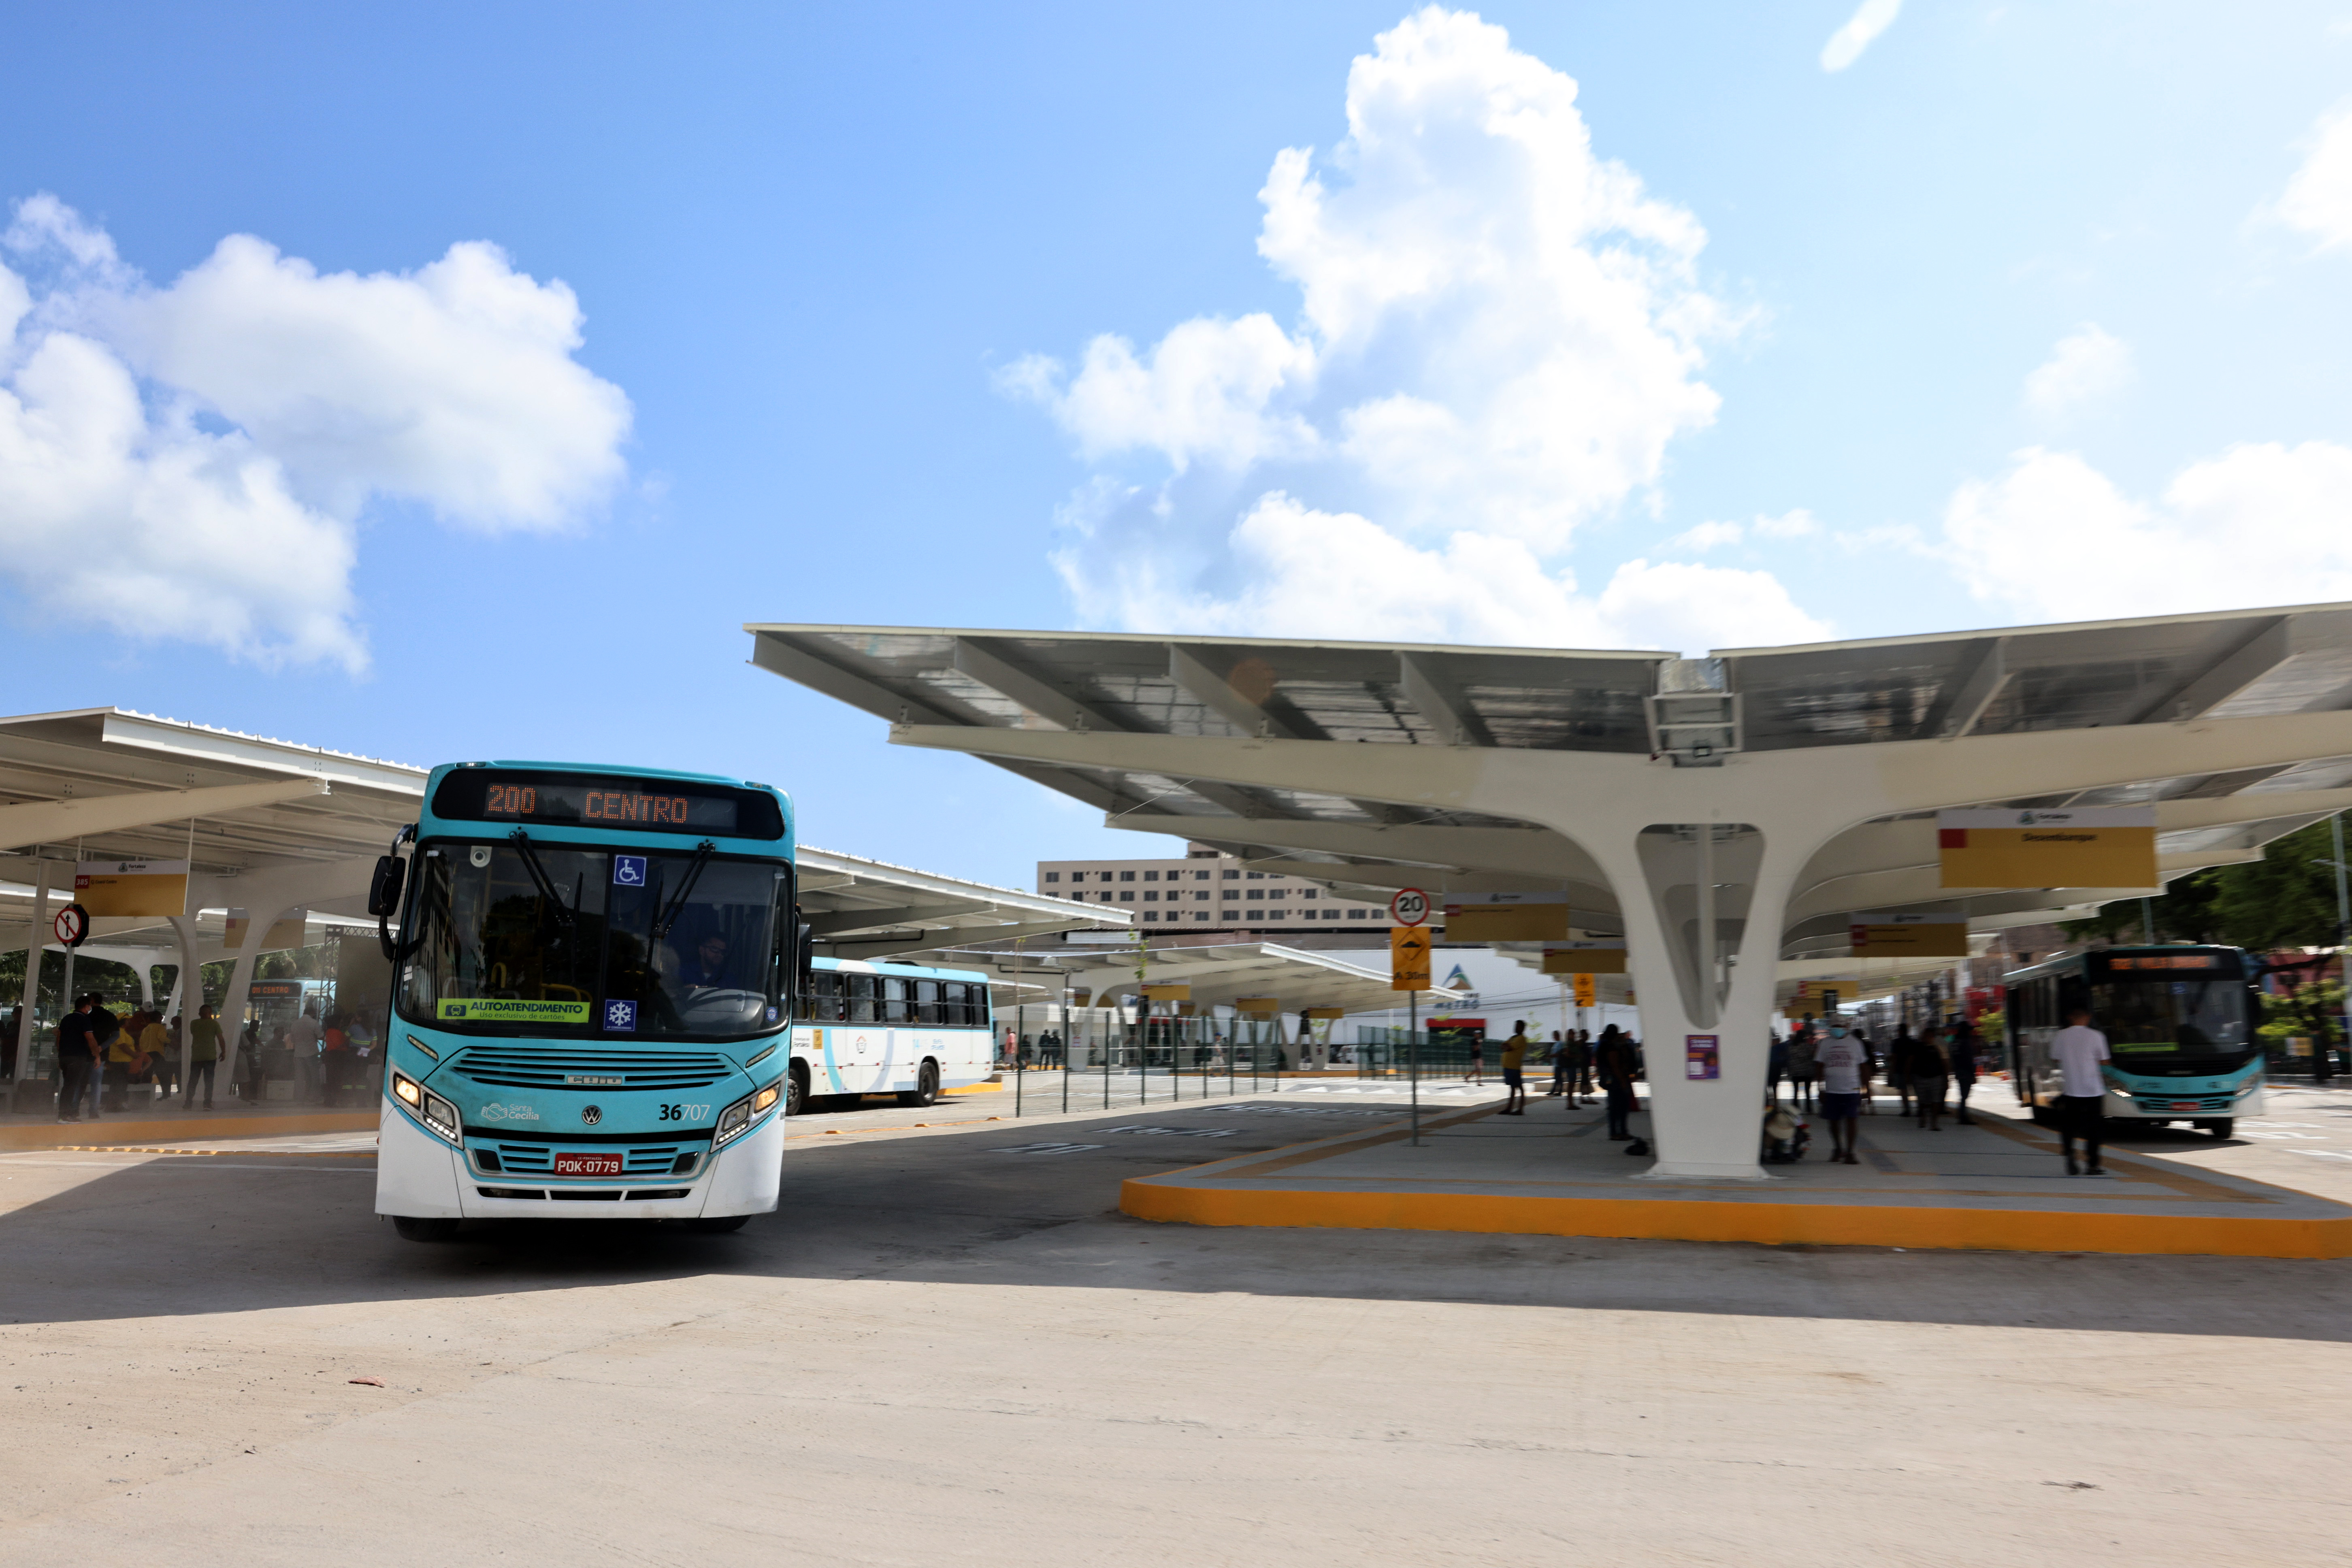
[367,855,406,918]
[793,920,814,1014]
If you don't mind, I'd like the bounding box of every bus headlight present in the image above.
[714,1080,782,1150]
[392,1071,461,1145]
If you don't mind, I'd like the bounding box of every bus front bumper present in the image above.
[375,1098,784,1222]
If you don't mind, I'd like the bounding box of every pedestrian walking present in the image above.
[184,1004,223,1109]
[1546,1030,1568,1097]
[1597,1025,1639,1140]
[1464,1032,1484,1085]
[1816,1022,1866,1164]
[2051,1007,2112,1177]
[1913,1025,1951,1131]
[1498,1021,1530,1114]
[54,995,102,1123]
[1574,1029,1597,1102]
[1766,1031,1788,1105]
[1949,1018,1981,1124]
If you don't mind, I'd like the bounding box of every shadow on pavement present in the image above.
[6,1096,2349,1343]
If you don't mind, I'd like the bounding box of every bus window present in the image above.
[942,982,969,1027]
[810,971,844,1023]
[915,980,942,1025]
[847,974,878,1023]
[882,977,912,1023]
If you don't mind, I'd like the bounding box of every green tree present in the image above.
[2071,818,2350,952]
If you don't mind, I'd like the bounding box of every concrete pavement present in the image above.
[1,1085,2347,1566]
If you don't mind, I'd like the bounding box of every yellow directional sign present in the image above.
[1938,807,2157,889]
[1571,972,1596,1008]
[1390,926,1432,991]
[1141,984,1191,1001]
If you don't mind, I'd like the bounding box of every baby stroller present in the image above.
[1762,1106,1811,1164]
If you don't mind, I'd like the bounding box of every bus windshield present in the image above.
[397,839,788,1040]
[2089,978,2254,1063]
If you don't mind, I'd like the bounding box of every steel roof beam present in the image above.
[803,898,996,937]
[751,632,963,727]
[1398,652,1493,748]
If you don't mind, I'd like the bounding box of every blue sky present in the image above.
[5,2,2352,888]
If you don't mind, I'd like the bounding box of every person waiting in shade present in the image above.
[1596,1025,1640,1141]
[1912,1025,1951,1132]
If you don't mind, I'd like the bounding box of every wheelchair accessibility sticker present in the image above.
[613,855,648,887]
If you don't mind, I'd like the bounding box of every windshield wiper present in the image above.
[654,839,718,941]
[506,829,577,932]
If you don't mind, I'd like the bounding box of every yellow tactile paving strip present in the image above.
[1121,1105,2352,1258]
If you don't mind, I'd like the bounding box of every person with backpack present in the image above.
[1785,1024,1819,1112]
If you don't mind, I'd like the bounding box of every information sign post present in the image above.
[1391,889,1430,1145]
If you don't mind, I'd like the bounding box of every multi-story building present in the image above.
[1037,842,1394,940]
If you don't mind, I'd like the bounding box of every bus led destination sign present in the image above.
[431,770,784,839]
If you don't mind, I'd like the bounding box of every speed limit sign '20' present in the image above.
[1389,888,1430,927]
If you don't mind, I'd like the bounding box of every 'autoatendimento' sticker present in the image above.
[437,998,591,1024]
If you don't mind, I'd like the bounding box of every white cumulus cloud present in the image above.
[1055,492,1829,653]
[1820,0,1902,72]
[2275,101,2352,251]
[1940,441,2352,624]
[0,196,630,670]
[2022,324,2132,420]
[1014,8,1804,654]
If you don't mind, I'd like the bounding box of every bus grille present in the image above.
[490,1142,695,1176]
[451,1048,735,1090]
[2134,1095,2233,1114]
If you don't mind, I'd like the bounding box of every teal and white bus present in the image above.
[2003,944,2267,1139]
[788,957,996,1115]
[373,762,801,1240]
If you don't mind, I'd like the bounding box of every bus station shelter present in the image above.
[747,602,2352,1180]
[0,707,1127,1112]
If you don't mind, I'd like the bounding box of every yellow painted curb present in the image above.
[0,1112,379,1152]
[1118,1178,2352,1260]
[942,1081,1006,1095]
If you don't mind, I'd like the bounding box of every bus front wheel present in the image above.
[786,1063,809,1117]
[684,1214,751,1234]
[391,1216,457,1242]
[2198,1118,2233,1140]
[899,1060,940,1108]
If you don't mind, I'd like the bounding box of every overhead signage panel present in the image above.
[1540,941,1627,974]
[1937,807,2158,890]
[1848,914,1969,957]
[74,859,189,918]
[1442,891,1570,942]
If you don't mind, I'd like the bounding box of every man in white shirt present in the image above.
[2050,1008,2112,1178]
[1815,1023,1867,1165]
